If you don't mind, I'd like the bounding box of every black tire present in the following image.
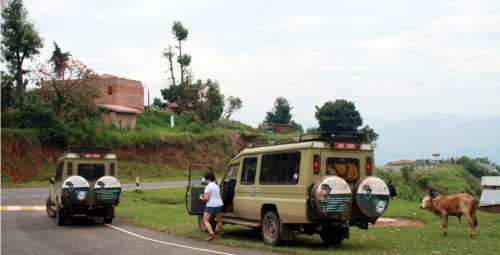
[262,211,281,246]
[46,197,56,218]
[320,228,344,245]
[103,208,114,224]
[56,207,66,226]
[197,214,216,232]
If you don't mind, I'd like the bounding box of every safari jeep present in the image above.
[186,132,390,246]
[46,147,121,225]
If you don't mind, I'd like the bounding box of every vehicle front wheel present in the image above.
[56,207,66,226]
[262,211,281,246]
[46,197,56,218]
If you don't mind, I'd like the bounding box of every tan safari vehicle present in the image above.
[186,132,390,246]
[46,147,121,226]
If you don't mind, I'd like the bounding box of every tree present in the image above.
[172,21,190,85]
[1,0,44,126]
[197,80,224,123]
[359,125,379,146]
[314,99,363,132]
[161,46,176,87]
[161,21,193,111]
[36,43,100,123]
[152,97,164,110]
[264,97,293,124]
[290,120,304,133]
[222,96,242,119]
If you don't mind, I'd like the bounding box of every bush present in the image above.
[461,156,487,178]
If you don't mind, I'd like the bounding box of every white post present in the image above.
[171,115,175,127]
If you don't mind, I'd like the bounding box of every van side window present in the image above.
[326,157,360,182]
[260,152,301,184]
[241,157,257,185]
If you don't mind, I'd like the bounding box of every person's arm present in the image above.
[199,191,211,202]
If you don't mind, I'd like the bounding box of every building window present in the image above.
[108,86,113,95]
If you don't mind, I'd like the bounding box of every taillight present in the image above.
[313,154,320,174]
[110,163,115,175]
[366,157,372,175]
[67,162,73,175]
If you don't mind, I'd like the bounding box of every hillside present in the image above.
[375,164,482,201]
[0,131,235,186]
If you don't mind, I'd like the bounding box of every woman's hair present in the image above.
[204,172,215,182]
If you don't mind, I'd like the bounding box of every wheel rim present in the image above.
[265,218,277,240]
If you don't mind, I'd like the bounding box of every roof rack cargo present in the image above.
[64,146,113,155]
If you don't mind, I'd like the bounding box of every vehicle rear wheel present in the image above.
[320,227,344,245]
[56,206,66,226]
[262,211,281,246]
[103,208,114,224]
[197,214,216,232]
[46,197,56,218]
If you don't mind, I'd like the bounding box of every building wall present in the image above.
[94,77,144,110]
[102,112,138,129]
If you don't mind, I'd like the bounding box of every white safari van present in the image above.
[186,132,390,246]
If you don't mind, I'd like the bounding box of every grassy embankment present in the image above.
[115,165,499,255]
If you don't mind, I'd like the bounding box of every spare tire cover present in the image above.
[355,177,390,218]
[62,176,90,203]
[94,176,121,203]
[310,176,352,218]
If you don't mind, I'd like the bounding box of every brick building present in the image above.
[94,74,144,110]
[41,73,144,129]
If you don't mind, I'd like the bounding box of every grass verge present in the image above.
[116,187,500,255]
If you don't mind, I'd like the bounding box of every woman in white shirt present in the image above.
[199,172,224,241]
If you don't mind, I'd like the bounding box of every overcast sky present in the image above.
[19,0,500,129]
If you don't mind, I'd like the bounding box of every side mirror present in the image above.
[50,177,55,184]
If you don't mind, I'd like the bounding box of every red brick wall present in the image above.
[41,76,144,110]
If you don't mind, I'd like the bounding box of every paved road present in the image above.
[1,182,279,255]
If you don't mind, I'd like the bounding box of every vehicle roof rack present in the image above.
[299,132,368,143]
[64,146,113,155]
[237,132,368,153]
[299,132,367,143]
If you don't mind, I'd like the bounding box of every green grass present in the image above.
[116,187,500,255]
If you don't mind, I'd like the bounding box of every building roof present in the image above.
[482,176,500,187]
[480,190,500,206]
[386,159,414,166]
[99,104,143,114]
[98,73,118,79]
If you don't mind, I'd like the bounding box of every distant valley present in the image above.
[373,114,500,166]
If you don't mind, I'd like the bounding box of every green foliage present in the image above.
[290,120,304,133]
[222,96,243,119]
[22,103,69,145]
[1,108,20,127]
[400,165,414,185]
[315,99,362,132]
[1,0,43,123]
[264,97,292,124]
[1,71,16,110]
[460,156,488,178]
[359,125,379,146]
[200,80,224,123]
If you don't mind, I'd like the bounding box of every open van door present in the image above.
[185,163,215,215]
